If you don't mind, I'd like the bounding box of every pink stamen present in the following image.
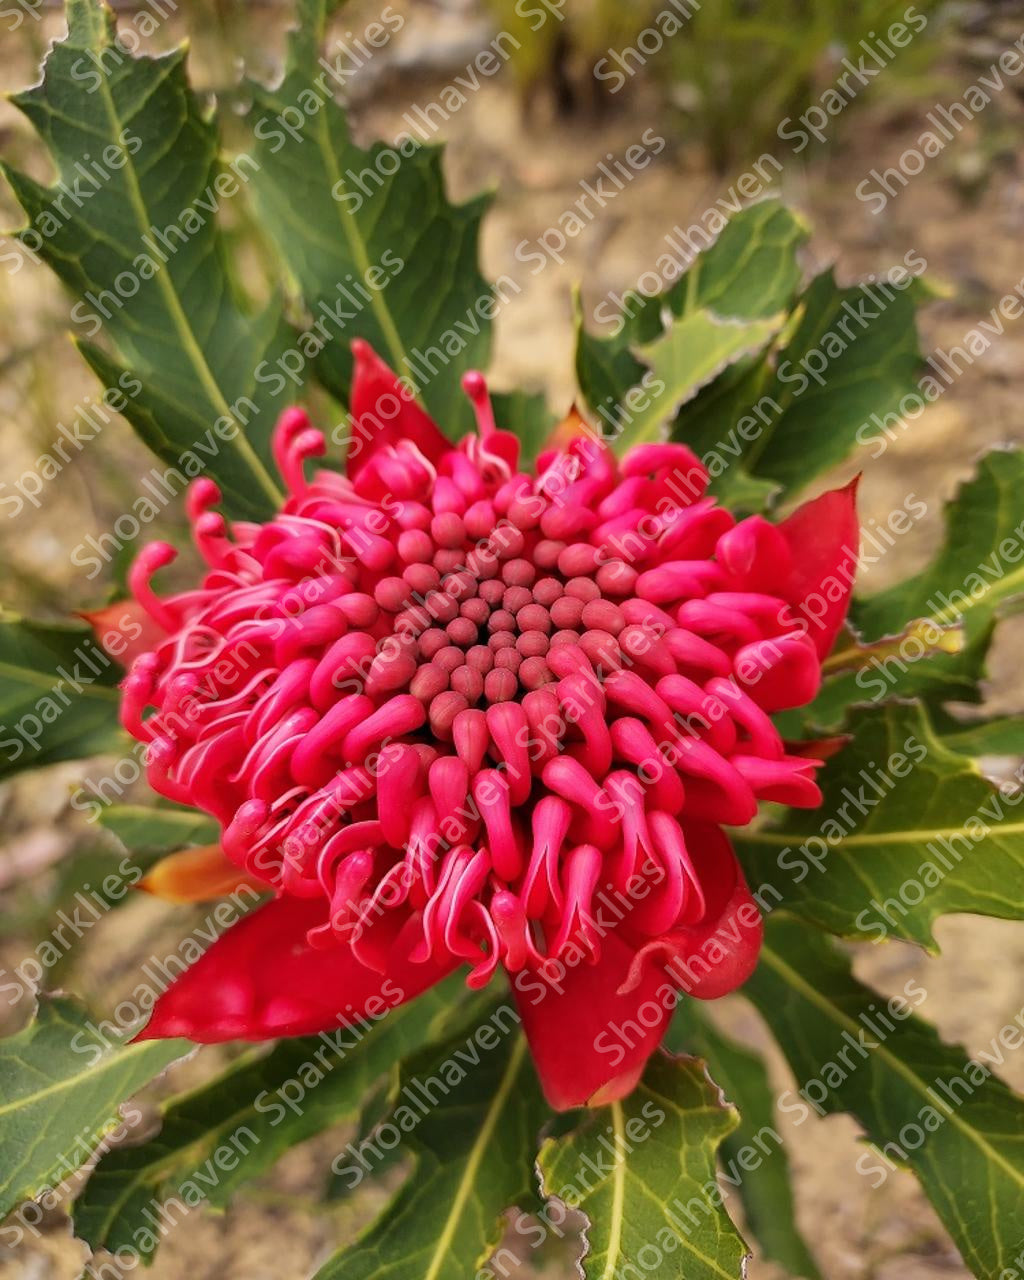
[128,542,180,632]
[462,371,496,436]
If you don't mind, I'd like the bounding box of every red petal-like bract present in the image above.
[121,348,857,1108]
[136,896,458,1040]
[346,339,452,480]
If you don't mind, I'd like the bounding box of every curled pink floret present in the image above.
[114,342,858,1110]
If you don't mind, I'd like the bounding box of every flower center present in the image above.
[368,509,640,733]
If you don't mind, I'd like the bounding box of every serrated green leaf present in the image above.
[538,1053,748,1279]
[0,844,137,935]
[716,268,922,494]
[795,451,1024,730]
[3,0,296,519]
[832,448,1024,713]
[577,199,923,504]
[662,350,783,511]
[675,268,921,506]
[748,919,1024,1280]
[737,702,1024,947]
[325,1076,402,1198]
[666,199,809,321]
[73,977,471,1261]
[0,997,189,1222]
[622,312,783,448]
[575,286,661,437]
[0,798,193,940]
[74,806,221,908]
[668,1006,820,1279]
[0,611,122,781]
[247,0,491,435]
[578,200,805,448]
[707,461,782,514]
[799,654,948,739]
[314,1002,546,1280]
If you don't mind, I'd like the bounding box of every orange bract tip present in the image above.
[138,844,268,904]
[545,403,592,451]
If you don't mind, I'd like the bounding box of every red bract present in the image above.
[109,342,858,1109]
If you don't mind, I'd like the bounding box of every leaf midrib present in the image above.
[742,819,1024,849]
[422,1035,528,1280]
[82,1053,271,1240]
[0,656,120,702]
[283,0,413,382]
[926,563,1024,628]
[313,106,407,376]
[760,942,1024,1191]
[597,1101,626,1280]
[90,51,282,506]
[0,1039,174,1119]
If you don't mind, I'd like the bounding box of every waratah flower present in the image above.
[101,340,858,1109]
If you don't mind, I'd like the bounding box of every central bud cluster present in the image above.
[364,493,669,725]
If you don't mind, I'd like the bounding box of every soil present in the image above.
[1,2,1023,1277]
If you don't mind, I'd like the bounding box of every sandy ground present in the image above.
[1,2,1023,1277]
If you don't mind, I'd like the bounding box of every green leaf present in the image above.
[314,1002,546,1280]
[0,997,189,1222]
[665,199,809,321]
[98,804,218,853]
[801,619,967,732]
[668,1006,820,1278]
[794,450,1024,730]
[0,845,126,935]
[574,286,662,438]
[2,0,296,519]
[74,977,471,1261]
[491,389,556,465]
[247,0,491,434]
[578,200,805,448]
[702,268,922,496]
[325,1077,402,1198]
[706,460,782,514]
[575,199,925,505]
[932,714,1024,761]
[622,312,783,448]
[737,702,1024,948]
[538,1053,749,1280]
[79,805,220,907]
[0,611,122,781]
[0,799,196,941]
[841,448,1024,709]
[748,919,1024,1280]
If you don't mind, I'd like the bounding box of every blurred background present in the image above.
[2,1,1024,1276]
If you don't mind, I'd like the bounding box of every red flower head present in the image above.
[111,342,858,1109]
